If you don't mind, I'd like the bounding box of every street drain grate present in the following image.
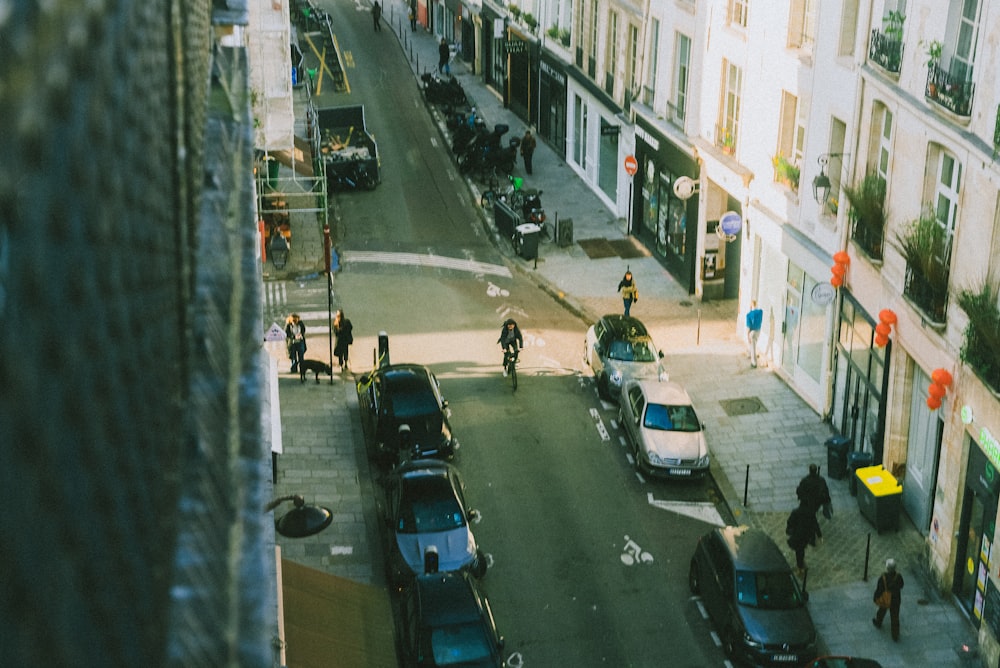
[720,397,767,416]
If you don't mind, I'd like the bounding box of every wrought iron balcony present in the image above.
[868,29,903,74]
[903,265,948,324]
[925,61,975,117]
[851,212,884,261]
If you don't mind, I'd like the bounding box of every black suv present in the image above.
[689,526,818,666]
[398,571,505,667]
[360,364,457,466]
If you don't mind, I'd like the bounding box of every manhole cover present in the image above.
[720,397,767,416]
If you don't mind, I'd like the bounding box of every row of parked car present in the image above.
[357,362,506,667]
[582,314,862,667]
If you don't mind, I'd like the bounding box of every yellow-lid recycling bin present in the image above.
[855,464,902,532]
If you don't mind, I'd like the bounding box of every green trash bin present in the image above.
[265,157,280,189]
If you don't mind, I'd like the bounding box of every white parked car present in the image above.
[584,314,666,401]
[619,379,710,479]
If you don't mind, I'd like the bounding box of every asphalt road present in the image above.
[316,2,734,665]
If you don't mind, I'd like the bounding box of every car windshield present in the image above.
[735,570,804,609]
[425,623,493,665]
[389,389,440,419]
[608,338,657,362]
[398,477,465,533]
[643,403,700,432]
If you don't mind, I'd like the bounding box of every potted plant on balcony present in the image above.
[896,212,949,322]
[721,130,735,155]
[523,12,538,33]
[924,39,943,96]
[882,11,905,41]
[772,154,800,190]
[957,280,1000,395]
[547,25,560,40]
[509,4,521,21]
[844,173,887,260]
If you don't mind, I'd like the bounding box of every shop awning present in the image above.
[281,559,397,668]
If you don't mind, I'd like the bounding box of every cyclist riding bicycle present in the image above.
[497,319,523,376]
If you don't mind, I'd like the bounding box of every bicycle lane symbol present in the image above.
[620,535,654,566]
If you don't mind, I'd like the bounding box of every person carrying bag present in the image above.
[872,558,904,641]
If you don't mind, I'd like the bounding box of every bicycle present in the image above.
[502,345,519,391]
[481,173,525,210]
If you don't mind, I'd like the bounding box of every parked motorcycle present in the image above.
[420,72,467,108]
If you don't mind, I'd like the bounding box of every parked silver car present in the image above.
[584,314,666,401]
[619,379,709,478]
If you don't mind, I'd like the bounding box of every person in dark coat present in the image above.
[438,38,450,74]
[333,310,354,371]
[285,313,306,373]
[785,501,821,575]
[797,463,832,519]
[520,129,537,174]
[872,558,904,641]
[371,1,382,31]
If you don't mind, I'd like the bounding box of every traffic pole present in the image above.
[324,225,334,385]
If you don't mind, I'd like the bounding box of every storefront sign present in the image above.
[601,124,621,137]
[981,426,1000,472]
[636,126,659,151]
[540,61,565,85]
[505,40,527,54]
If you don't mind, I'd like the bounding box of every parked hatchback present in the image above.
[583,314,666,401]
[360,363,457,467]
[398,571,506,667]
[619,379,710,478]
[689,526,818,666]
[382,459,487,589]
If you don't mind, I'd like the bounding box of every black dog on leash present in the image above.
[299,359,333,384]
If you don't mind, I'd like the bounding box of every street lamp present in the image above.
[265,494,333,538]
[812,153,849,205]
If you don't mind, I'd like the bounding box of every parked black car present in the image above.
[360,363,458,466]
[398,571,505,667]
[689,526,818,667]
[382,459,487,589]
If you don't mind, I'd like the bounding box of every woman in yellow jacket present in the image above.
[617,271,638,316]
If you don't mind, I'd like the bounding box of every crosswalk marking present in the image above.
[343,250,511,277]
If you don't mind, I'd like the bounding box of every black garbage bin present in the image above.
[493,198,519,238]
[848,451,874,496]
[825,436,852,480]
[514,223,540,260]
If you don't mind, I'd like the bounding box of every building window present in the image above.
[588,0,599,78]
[606,11,618,95]
[774,90,804,187]
[626,24,639,104]
[950,0,981,82]
[788,0,817,49]
[644,18,660,106]
[672,33,691,125]
[838,0,860,57]
[876,106,893,184]
[931,150,960,255]
[718,60,743,151]
[728,0,748,28]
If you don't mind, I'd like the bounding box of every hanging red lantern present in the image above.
[874,333,889,347]
[928,382,947,399]
[875,322,892,337]
[931,368,953,387]
[833,250,851,265]
[831,263,847,277]
[830,274,844,288]
[879,309,898,325]
[927,395,942,410]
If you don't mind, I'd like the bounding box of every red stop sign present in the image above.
[624,155,638,176]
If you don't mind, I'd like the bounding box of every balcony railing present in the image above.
[869,29,903,74]
[926,61,975,117]
[903,265,948,324]
[851,212,884,261]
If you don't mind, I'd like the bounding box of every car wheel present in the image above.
[597,373,611,400]
[688,559,700,594]
[722,627,739,659]
[472,551,488,578]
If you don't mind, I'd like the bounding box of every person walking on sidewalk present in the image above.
[617,271,638,317]
[797,463,833,519]
[872,558,904,641]
[520,129,537,175]
[408,2,416,30]
[371,1,382,31]
[438,38,450,74]
[285,313,306,374]
[746,300,763,367]
[333,309,354,371]
[785,501,821,576]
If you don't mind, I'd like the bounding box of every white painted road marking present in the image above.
[647,492,725,526]
[344,250,512,277]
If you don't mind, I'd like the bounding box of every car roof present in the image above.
[599,314,650,339]
[629,379,692,405]
[715,526,791,572]
[415,572,481,626]
[380,365,433,389]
